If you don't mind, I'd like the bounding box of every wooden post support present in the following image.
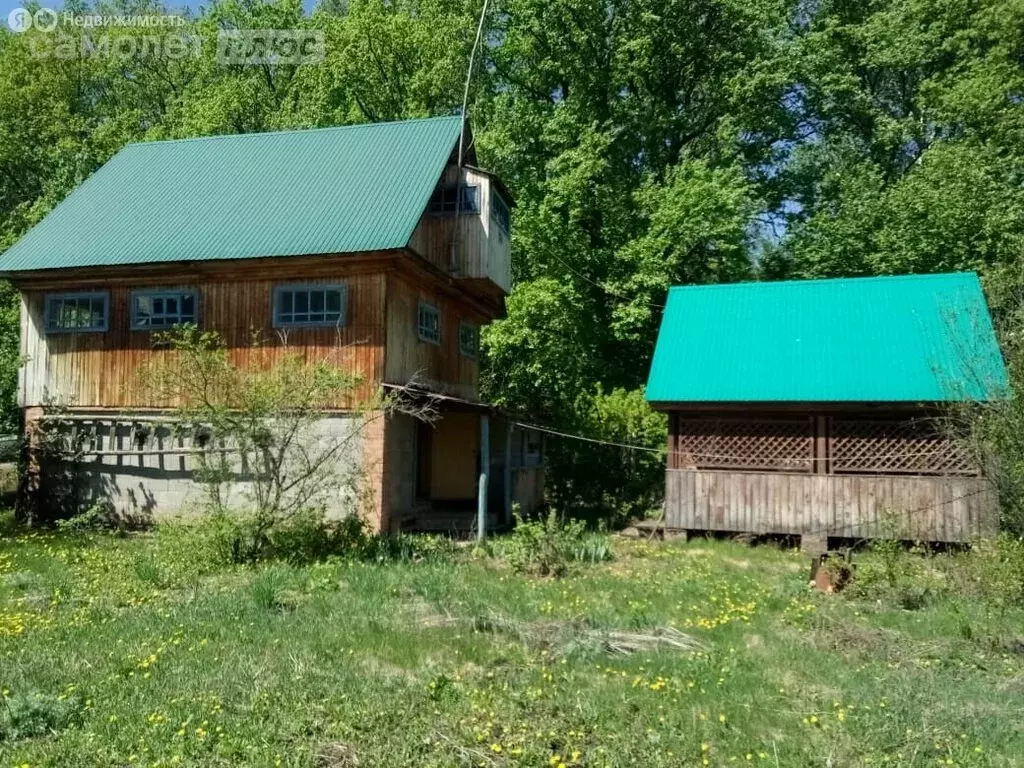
[478,413,489,542]
[503,422,513,526]
[814,414,828,474]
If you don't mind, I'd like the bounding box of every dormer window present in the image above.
[491,190,511,235]
[429,184,479,214]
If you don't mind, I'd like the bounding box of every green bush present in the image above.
[264,509,371,564]
[547,386,667,526]
[574,532,613,564]
[0,692,83,741]
[847,539,946,608]
[132,554,166,587]
[500,510,610,577]
[53,503,114,535]
[939,534,1024,608]
[842,532,1024,618]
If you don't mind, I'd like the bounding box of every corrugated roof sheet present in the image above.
[0,115,464,272]
[646,272,1008,403]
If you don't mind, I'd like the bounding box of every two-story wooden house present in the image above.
[0,116,544,532]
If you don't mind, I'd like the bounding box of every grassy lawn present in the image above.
[1,516,1023,767]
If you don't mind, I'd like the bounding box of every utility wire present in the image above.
[547,253,666,310]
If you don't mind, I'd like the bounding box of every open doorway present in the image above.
[415,419,433,502]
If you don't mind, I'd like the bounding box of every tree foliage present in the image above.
[142,325,368,537]
[2,0,1024,519]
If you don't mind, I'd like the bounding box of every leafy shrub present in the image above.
[0,692,83,741]
[847,539,945,608]
[939,534,1024,608]
[500,510,608,577]
[140,326,368,547]
[546,386,667,526]
[845,532,1024,617]
[54,503,114,534]
[264,509,370,564]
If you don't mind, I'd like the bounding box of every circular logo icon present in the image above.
[33,7,58,32]
[7,8,32,32]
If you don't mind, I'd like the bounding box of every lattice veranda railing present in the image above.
[674,418,814,472]
[830,418,977,476]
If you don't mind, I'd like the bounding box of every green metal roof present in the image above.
[0,115,464,272]
[646,272,1008,404]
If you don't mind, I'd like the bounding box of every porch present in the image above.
[663,410,997,545]
[382,395,545,535]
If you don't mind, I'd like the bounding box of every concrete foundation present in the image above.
[36,412,372,525]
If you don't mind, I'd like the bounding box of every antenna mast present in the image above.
[458,0,489,167]
[451,0,489,274]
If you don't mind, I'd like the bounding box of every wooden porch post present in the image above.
[478,413,489,542]
[814,414,828,474]
[503,422,513,526]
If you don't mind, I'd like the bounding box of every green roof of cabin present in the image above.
[0,115,465,272]
[646,272,1008,404]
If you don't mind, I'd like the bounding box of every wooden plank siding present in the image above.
[20,273,388,409]
[406,166,511,294]
[383,272,483,401]
[665,468,995,542]
[15,247,500,412]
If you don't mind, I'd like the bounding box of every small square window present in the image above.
[45,292,109,334]
[417,302,440,345]
[274,284,347,328]
[459,321,479,359]
[131,289,197,329]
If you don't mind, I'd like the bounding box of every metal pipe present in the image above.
[478,413,489,541]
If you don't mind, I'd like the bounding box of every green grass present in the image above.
[1,516,1023,767]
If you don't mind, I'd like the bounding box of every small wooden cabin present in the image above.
[645,273,1008,549]
[0,116,544,532]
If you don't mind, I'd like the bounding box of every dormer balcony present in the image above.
[407,166,512,301]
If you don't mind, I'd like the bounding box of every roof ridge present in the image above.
[667,272,978,293]
[125,114,464,149]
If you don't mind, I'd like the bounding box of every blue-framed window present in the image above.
[417,302,441,344]
[491,190,511,235]
[44,292,109,334]
[273,284,347,328]
[131,289,197,329]
[458,321,479,359]
[428,184,479,214]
